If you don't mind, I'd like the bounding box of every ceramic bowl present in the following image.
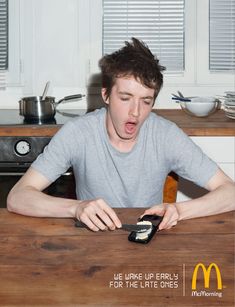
[180,97,219,117]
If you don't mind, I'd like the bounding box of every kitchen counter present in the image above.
[155,109,235,136]
[0,109,234,136]
[0,208,234,306]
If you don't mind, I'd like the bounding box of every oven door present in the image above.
[0,165,76,208]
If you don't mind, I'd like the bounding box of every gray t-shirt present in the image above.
[32,108,218,207]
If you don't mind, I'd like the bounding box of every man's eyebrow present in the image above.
[118,92,153,99]
[142,96,154,99]
[118,91,132,96]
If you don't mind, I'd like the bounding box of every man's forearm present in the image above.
[175,182,235,221]
[7,186,78,218]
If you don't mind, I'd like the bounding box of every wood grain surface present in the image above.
[0,209,234,306]
[154,109,235,136]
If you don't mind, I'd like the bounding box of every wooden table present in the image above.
[0,109,234,137]
[0,209,234,306]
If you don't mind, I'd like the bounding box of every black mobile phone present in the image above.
[128,214,163,244]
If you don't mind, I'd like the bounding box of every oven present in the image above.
[0,136,76,207]
[0,109,86,207]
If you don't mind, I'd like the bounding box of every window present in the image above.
[0,0,8,71]
[4,0,233,95]
[209,0,235,72]
[196,0,234,85]
[103,0,185,73]
[0,0,8,89]
[6,0,20,87]
[89,0,234,88]
[89,0,195,87]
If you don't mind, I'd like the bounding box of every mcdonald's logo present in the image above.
[192,263,222,290]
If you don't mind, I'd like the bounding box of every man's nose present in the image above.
[129,100,140,117]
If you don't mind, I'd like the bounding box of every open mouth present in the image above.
[125,121,137,134]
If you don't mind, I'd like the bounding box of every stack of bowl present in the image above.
[223,92,235,119]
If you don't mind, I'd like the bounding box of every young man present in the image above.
[7,38,235,231]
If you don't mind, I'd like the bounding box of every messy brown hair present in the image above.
[99,37,165,101]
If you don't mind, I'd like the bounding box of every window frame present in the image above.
[6,0,22,87]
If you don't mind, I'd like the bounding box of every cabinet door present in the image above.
[177,137,235,201]
[191,137,235,163]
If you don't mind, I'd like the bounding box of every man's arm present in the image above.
[175,168,235,220]
[7,167,78,218]
[142,168,235,230]
[7,167,121,231]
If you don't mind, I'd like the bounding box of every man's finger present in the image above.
[140,206,165,220]
[95,206,116,230]
[79,215,100,232]
[98,199,122,228]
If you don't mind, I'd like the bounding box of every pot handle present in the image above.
[55,94,85,106]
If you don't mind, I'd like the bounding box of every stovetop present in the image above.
[0,109,87,126]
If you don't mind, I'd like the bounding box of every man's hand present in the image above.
[141,203,179,230]
[74,198,122,231]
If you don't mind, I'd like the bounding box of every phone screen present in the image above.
[128,214,163,244]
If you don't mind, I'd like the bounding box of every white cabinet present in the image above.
[177,136,235,202]
[191,137,234,163]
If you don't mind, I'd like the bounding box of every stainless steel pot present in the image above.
[19,94,84,120]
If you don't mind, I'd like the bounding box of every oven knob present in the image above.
[14,140,31,156]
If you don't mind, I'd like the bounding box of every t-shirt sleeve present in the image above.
[164,123,218,188]
[31,120,81,183]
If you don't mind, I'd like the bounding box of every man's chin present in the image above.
[120,131,138,141]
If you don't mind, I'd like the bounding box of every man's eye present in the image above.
[143,100,152,105]
[120,97,129,101]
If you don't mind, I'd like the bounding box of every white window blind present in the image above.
[102,0,185,72]
[0,0,8,89]
[209,0,235,72]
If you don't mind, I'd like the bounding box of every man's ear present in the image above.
[101,88,109,105]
